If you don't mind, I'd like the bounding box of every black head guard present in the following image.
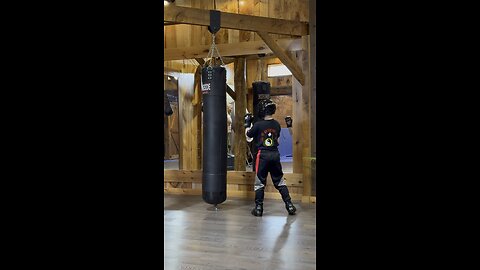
[257,99,276,119]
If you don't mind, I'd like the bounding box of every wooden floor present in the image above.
[164,194,316,270]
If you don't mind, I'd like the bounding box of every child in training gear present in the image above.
[245,99,297,217]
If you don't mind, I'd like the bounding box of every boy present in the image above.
[245,99,297,216]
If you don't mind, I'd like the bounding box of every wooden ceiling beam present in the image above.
[164,5,308,36]
[257,31,305,86]
[164,38,302,61]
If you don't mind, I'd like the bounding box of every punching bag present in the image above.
[164,92,173,116]
[251,81,271,170]
[252,81,271,124]
[202,66,227,205]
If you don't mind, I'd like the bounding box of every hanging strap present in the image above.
[203,10,225,68]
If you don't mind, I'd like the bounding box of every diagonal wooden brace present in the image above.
[256,31,305,86]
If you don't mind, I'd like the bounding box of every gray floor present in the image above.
[164,160,293,173]
[164,194,316,270]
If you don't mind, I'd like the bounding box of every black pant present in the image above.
[254,149,292,205]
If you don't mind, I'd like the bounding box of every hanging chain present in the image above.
[203,33,225,68]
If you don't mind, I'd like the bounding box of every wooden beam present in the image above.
[256,31,305,86]
[194,58,204,66]
[164,170,304,187]
[195,57,235,66]
[164,61,197,73]
[164,187,304,201]
[233,57,247,171]
[222,57,236,65]
[164,38,302,61]
[193,66,202,168]
[225,85,236,101]
[164,5,308,36]
[244,53,275,60]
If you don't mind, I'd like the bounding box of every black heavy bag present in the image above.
[164,92,173,116]
[252,81,271,123]
[250,81,270,171]
[201,66,227,205]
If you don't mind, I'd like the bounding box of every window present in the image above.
[267,64,292,77]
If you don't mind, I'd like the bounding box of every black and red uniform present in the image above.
[246,119,292,206]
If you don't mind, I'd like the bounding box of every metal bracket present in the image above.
[208,10,221,34]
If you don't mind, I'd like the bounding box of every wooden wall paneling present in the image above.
[226,0,240,44]
[269,95,292,128]
[268,76,292,88]
[239,0,255,42]
[214,0,231,44]
[164,26,177,49]
[190,0,202,51]
[191,24,203,47]
[253,0,269,41]
[268,0,284,19]
[197,0,214,45]
[299,0,309,22]
[267,0,283,40]
[176,24,191,48]
[233,57,247,171]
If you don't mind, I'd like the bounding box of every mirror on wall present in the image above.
[164,75,179,165]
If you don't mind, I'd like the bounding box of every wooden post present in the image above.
[246,59,256,114]
[178,74,197,175]
[307,0,317,199]
[164,110,169,160]
[292,62,303,174]
[292,43,312,199]
[234,57,247,171]
[193,65,202,169]
[294,41,314,201]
